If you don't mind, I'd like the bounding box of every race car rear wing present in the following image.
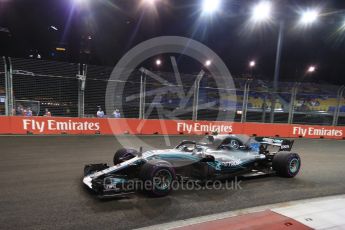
[254,137,294,151]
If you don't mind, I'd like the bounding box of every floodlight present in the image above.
[252,1,272,22]
[74,0,87,4]
[307,65,316,73]
[300,10,319,24]
[202,0,221,14]
[143,0,158,6]
[205,60,212,66]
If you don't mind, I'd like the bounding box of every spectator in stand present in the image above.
[261,101,268,111]
[97,107,105,118]
[16,105,24,116]
[113,109,121,118]
[44,108,52,117]
[310,99,320,107]
[25,108,33,117]
[300,102,309,112]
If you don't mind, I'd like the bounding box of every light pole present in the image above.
[73,0,93,64]
[249,60,256,78]
[251,2,319,123]
[270,20,285,123]
[241,61,256,122]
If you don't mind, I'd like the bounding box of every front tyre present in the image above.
[140,160,176,197]
[273,152,301,178]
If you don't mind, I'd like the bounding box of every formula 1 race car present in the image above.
[83,134,301,198]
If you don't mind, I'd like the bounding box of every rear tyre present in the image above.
[273,152,301,178]
[140,160,176,197]
[113,148,138,165]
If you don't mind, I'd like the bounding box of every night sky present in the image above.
[1,0,345,85]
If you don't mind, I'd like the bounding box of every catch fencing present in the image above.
[1,57,344,126]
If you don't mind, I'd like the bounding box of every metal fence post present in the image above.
[241,80,251,123]
[192,71,204,121]
[240,82,247,123]
[77,64,87,118]
[139,70,146,119]
[9,58,14,116]
[288,82,300,124]
[4,57,14,116]
[262,94,268,123]
[3,56,8,116]
[143,75,146,119]
[332,85,345,126]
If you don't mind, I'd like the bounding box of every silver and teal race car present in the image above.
[83,134,300,198]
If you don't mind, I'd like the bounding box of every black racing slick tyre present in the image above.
[140,160,176,197]
[273,152,301,178]
[113,148,138,165]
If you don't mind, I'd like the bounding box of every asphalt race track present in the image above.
[0,135,345,230]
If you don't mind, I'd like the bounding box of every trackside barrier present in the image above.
[0,116,344,140]
[0,117,11,134]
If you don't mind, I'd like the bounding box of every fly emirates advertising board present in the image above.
[22,119,100,133]
[0,117,343,139]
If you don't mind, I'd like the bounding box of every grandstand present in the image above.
[233,79,344,113]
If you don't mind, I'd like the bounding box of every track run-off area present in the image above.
[0,135,344,230]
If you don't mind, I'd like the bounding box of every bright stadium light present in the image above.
[141,0,161,8]
[74,0,87,4]
[249,60,256,68]
[251,1,272,22]
[205,60,212,66]
[307,65,316,73]
[156,59,162,66]
[50,25,58,31]
[143,0,158,5]
[202,0,221,14]
[300,9,319,24]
